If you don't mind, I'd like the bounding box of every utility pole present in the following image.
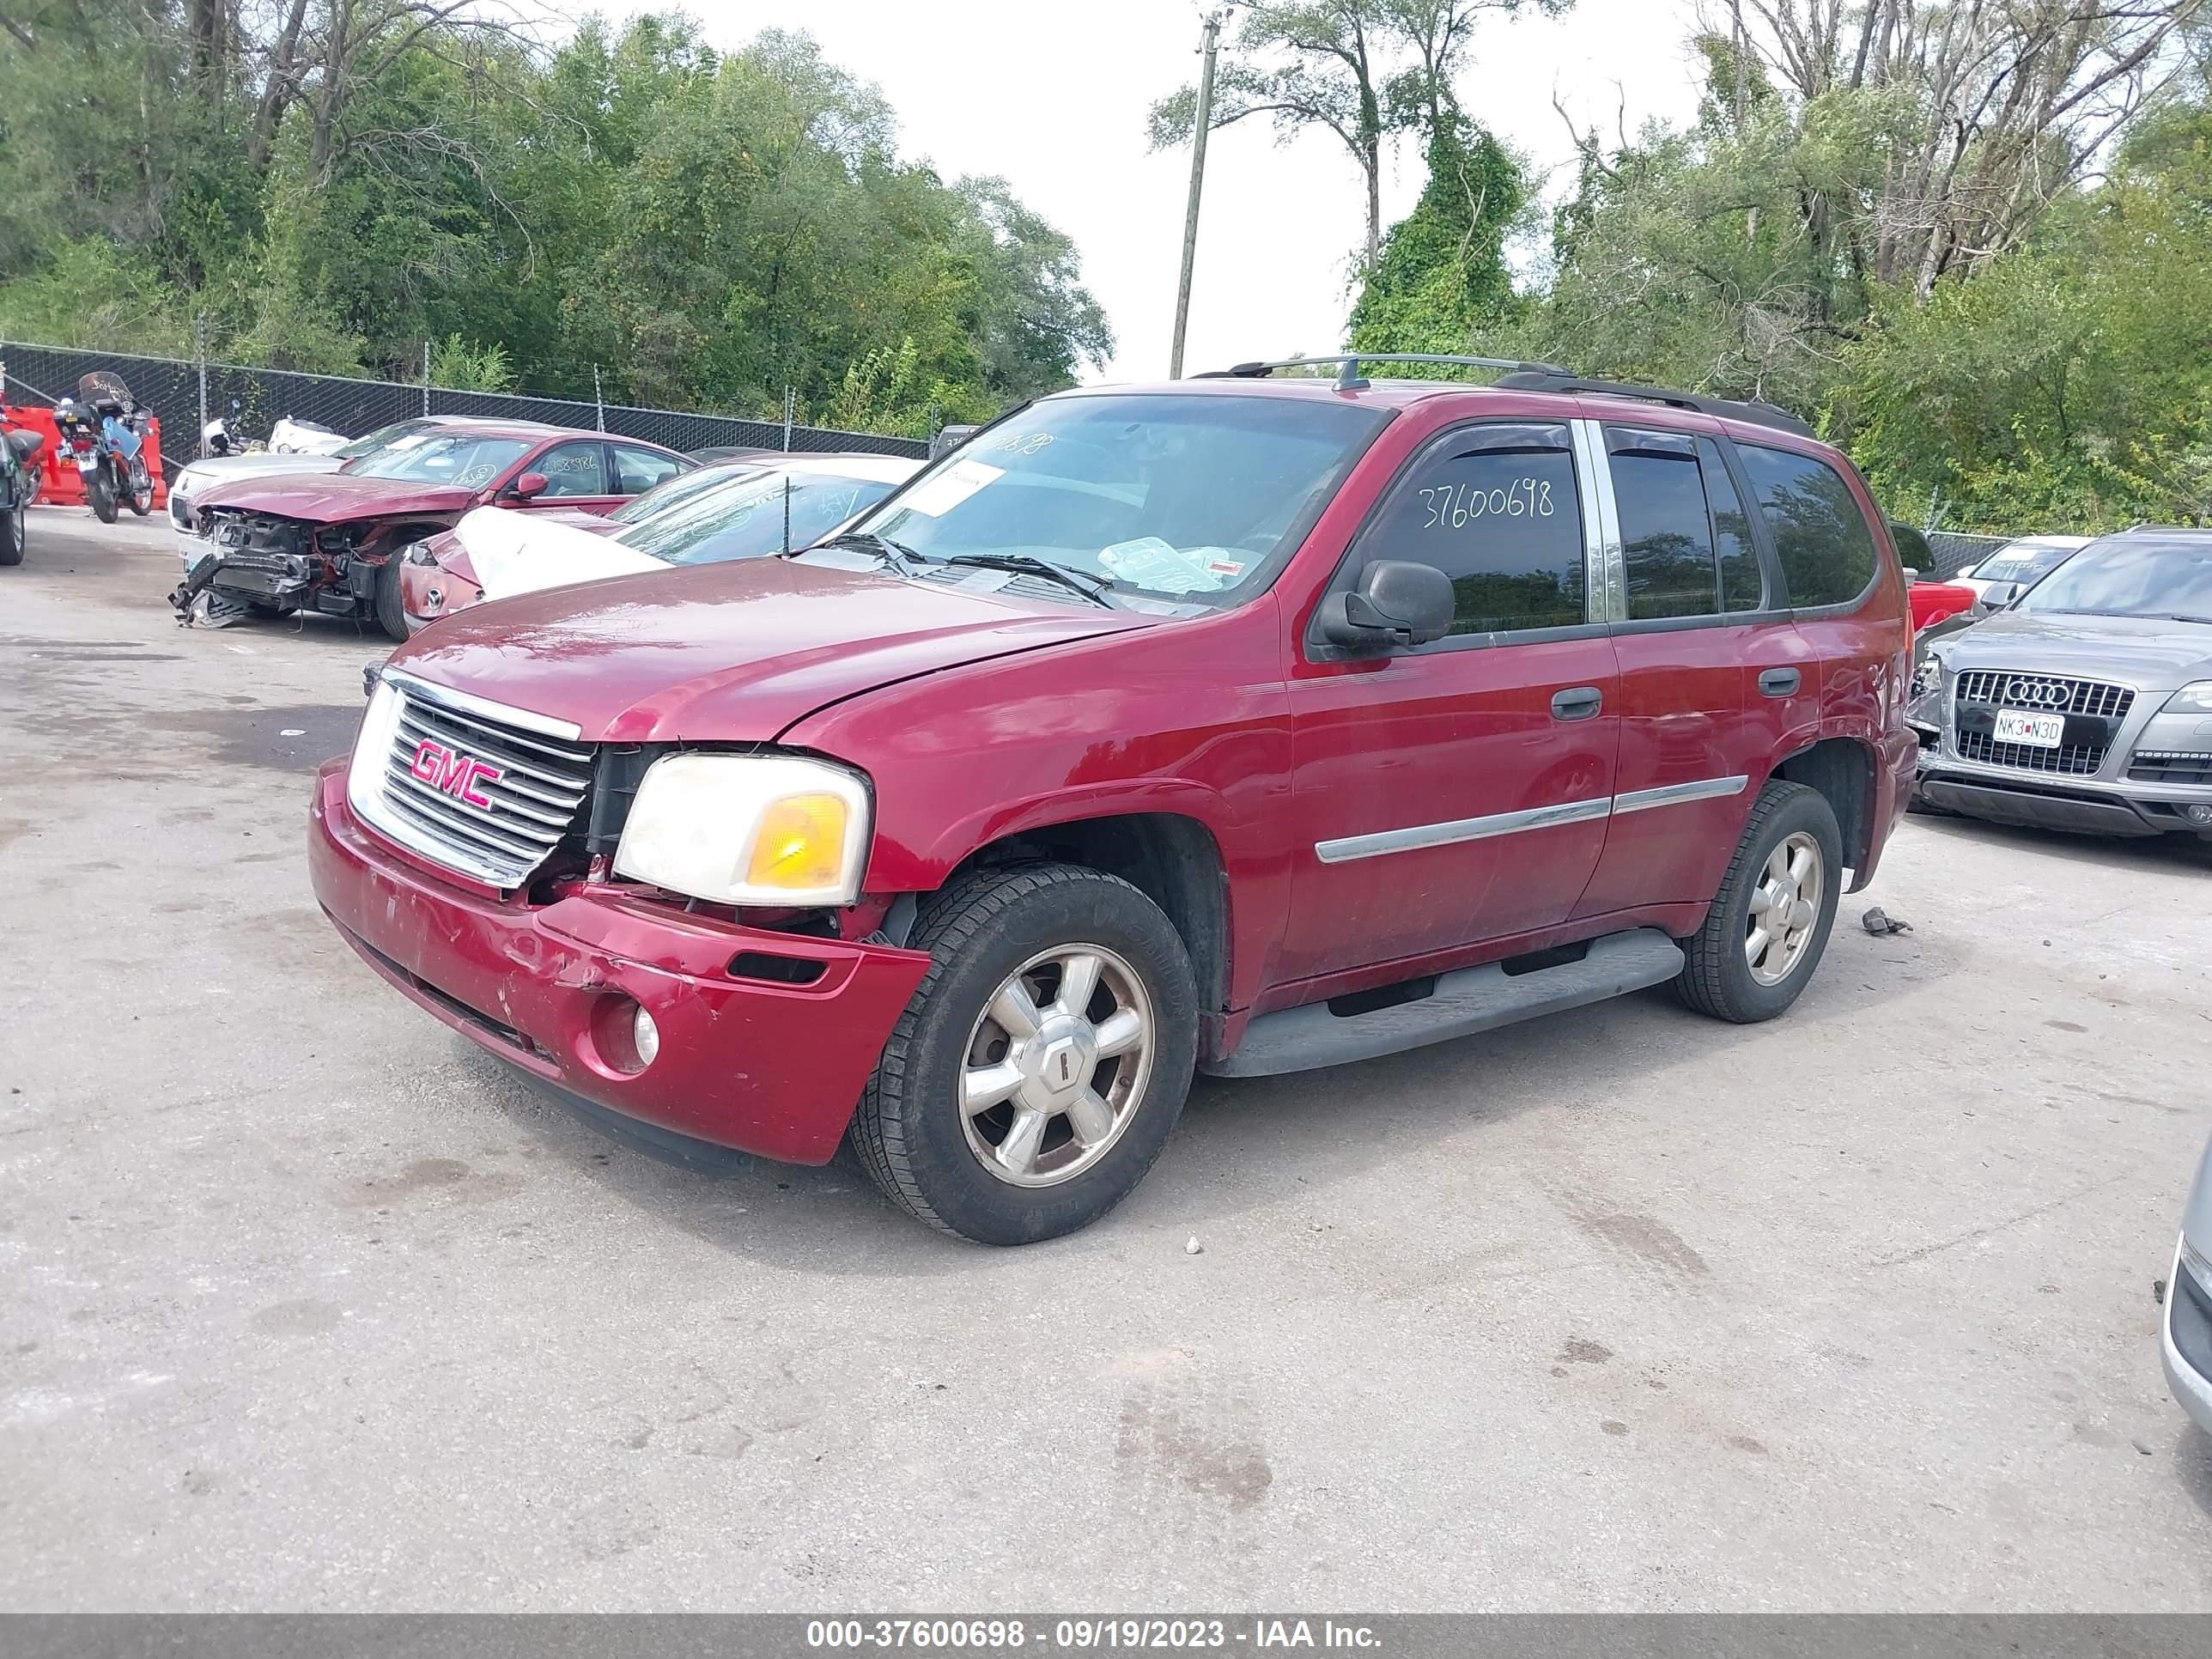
[1169,10,1224,380]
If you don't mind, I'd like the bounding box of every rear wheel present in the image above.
[87,469,118,524]
[849,862,1198,1245]
[1675,781,1844,1023]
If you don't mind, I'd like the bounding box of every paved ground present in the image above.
[3,504,2211,1613]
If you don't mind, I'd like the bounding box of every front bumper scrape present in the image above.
[309,760,931,1164]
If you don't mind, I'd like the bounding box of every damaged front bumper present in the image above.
[308,759,933,1165]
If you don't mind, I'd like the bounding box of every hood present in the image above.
[453,505,663,601]
[387,557,1158,744]
[193,470,477,523]
[1931,609,2212,690]
[175,453,344,495]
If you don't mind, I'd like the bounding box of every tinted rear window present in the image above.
[1737,443,1877,608]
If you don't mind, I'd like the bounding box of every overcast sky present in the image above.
[599,0,1706,380]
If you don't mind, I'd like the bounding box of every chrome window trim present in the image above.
[1314,773,1750,863]
[1569,417,1622,624]
[383,667,585,743]
[1613,774,1749,815]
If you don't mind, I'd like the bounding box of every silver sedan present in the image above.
[2166,1133,2212,1437]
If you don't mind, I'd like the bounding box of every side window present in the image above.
[1364,421,1585,636]
[1736,442,1876,608]
[532,441,610,498]
[1698,439,1764,611]
[613,445,682,495]
[1607,428,1717,620]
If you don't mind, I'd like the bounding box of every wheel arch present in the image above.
[933,810,1231,1056]
[1771,737,1875,884]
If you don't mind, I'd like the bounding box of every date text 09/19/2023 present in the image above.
[803,1619,1382,1650]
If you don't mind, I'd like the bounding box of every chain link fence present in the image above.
[1923,531,2014,580]
[0,341,930,477]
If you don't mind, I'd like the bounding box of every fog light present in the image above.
[2186,804,2212,827]
[632,1006,660,1068]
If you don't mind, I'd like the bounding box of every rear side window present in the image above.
[1699,440,1764,611]
[1736,443,1876,608]
[1364,422,1586,635]
[1608,428,1715,619]
[1607,428,1767,619]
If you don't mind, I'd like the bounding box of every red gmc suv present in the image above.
[310,357,1916,1244]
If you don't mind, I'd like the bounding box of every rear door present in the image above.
[1281,416,1621,987]
[1574,423,1783,915]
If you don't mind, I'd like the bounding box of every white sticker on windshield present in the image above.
[1099,537,1229,593]
[897,457,1004,518]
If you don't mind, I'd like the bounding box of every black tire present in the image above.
[374,555,409,641]
[87,470,118,524]
[0,501,22,566]
[849,861,1198,1245]
[126,456,153,516]
[1675,781,1844,1024]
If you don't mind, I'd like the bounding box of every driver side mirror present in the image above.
[1316,559,1455,653]
[505,471,550,501]
[1983,580,2023,608]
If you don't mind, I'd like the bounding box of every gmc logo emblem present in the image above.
[410,738,502,811]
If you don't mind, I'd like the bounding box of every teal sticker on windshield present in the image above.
[1099,537,1235,593]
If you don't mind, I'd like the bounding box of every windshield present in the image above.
[608,462,761,525]
[614,468,899,565]
[2014,537,2212,621]
[334,420,430,463]
[1972,540,2081,590]
[345,433,532,489]
[850,392,1388,605]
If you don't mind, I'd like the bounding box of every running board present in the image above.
[1204,928,1684,1079]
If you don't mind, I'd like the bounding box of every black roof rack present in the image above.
[1195,353,1573,392]
[1491,371,1813,438]
[1194,355,1815,436]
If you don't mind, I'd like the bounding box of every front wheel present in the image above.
[0,501,22,566]
[373,555,409,641]
[849,862,1198,1244]
[1674,781,1844,1023]
[126,455,153,516]
[87,468,118,524]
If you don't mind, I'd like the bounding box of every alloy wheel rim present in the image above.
[959,943,1154,1188]
[1746,830,1824,987]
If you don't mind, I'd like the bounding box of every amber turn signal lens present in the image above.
[745,794,850,891]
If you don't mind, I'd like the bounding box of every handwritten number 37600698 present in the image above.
[1419,477,1554,530]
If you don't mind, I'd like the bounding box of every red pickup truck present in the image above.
[311,358,1916,1244]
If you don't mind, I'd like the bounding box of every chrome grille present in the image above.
[358,679,592,889]
[1953,671,2134,777]
[1954,671,2133,719]
[2130,750,2212,787]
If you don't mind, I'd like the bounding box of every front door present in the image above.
[514,440,628,516]
[1281,417,1620,988]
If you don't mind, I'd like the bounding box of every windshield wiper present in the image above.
[940,553,1116,605]
[809,530,928,576]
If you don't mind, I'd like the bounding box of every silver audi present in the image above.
[2166,1133,2212,1439]
[1909,528,2212,842]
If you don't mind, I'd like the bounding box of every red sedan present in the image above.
[178,422,692,639]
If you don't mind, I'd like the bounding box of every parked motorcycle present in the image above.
[0,418,42,566]
[54,372,155,523]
